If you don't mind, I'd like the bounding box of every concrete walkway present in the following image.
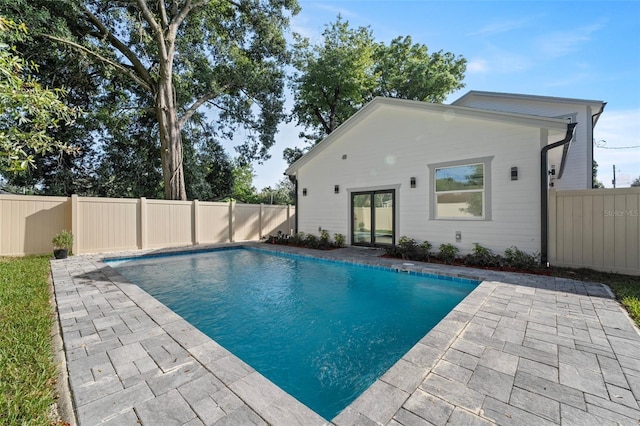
[50,243,640,425]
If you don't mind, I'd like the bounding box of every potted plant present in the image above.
[52,229,73,259]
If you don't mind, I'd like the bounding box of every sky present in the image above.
[248,0,640,190]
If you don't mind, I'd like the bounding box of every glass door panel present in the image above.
[352,193,372,245]
[374,192,394,245]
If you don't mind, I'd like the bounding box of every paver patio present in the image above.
[50,243,640,425]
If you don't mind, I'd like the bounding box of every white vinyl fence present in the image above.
[0,194,295,256]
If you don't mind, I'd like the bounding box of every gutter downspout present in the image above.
[541,122,577,266]
[292,175,298,234]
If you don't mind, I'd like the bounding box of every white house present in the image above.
[285,93,605,262]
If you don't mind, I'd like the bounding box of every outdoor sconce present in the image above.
[342,154,347,160]
[302,188,308,196]
[334,185,340,194]
[410,177,416,188]
[511,167,518,181]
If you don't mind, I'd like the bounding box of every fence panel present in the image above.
[233,204,261,241]
[146,200,194,248]
[550,188,640,275]
[198,202,231,244]
[77,197,139,253]
[0,195,70,255]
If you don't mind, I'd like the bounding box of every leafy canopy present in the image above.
[287,15,466,163]
[0,17,79,172]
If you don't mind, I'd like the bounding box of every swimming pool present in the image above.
[108,248,478,420]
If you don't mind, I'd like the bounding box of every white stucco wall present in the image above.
[454,95,598,190]
[293,102,566,256]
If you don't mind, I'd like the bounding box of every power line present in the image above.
[595,140,640,149]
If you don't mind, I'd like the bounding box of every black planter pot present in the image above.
[53,249,68,259]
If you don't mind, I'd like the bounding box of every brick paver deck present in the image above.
[50,243,640,425]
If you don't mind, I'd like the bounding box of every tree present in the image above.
[256,177,295,205]
[0,17,78,172]
[231,162,259,203]
[287,16,466,164]
[631,176,640,187]
[592,160,605,188]
[14,0,299,200]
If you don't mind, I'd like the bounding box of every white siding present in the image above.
[296,104,555,255]
[454,95,594,190]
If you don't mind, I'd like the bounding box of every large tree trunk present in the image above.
[156,77,187,200]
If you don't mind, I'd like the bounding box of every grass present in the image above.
[552,267,640,328]
[0,256,58,426]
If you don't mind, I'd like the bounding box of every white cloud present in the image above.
[593,109,640,188]
[535,21,605,59]
[467,18,533,37]
[467,58,489,74]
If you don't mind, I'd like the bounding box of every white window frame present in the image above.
[428,156,493,220]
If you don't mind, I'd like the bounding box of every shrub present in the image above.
[418,241,432,261]
[504,246,540,270]
[52,229,73,249]
[333,233,345,248]
[398,236,419,259]
[319,229,331,248]
[438,243,459,264]
[304,233,319,249]
[464,243,502,268]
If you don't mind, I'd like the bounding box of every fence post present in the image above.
[228,200,234,242]
[140,197,148,250]
[71,194,79,254]
[193,199,200,245]
[259,203,264,239]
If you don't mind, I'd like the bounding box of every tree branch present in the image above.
[41,34,153,93]
[178,84,230,128]
[80,5,155,90]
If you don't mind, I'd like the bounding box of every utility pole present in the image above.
[612,165,616,188]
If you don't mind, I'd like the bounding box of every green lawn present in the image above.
[0,256,59,426]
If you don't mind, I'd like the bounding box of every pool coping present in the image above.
[51,242,640,425]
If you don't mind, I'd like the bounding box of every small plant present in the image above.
[52,229,73,259]
[319,228,331,248]
[398,236,418,260]
[504,246,540,270]
[438,243,459,264]
[465,243,502,268]
[358,221,365,232]
[52,229,73,249]
[418,241,432,261]
[333,233,345,248]
[304,233,319,249]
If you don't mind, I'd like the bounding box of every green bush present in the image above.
[438,243,459,264]
[464,243,502,268]
[504,246,540,270]
[333,233,345,247]
[52,229,73,250]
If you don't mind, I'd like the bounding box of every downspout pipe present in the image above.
[541,122,577,266]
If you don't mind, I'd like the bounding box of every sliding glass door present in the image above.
[351,190,395,246]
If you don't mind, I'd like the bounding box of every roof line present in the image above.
[452,90,605,107]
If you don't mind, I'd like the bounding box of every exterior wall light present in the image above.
[334,185,340,194]
[511,167,518,181]
[302,188,307,196]
[410,177,416,188]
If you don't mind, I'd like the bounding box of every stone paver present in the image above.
[50,242,640,425]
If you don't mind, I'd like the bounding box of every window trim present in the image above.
[428,156,493,220]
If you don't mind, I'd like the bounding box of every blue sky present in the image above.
[250,0,640,190]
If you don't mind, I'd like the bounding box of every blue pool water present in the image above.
[108,248,478,420]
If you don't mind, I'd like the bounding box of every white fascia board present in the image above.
[452,90,605,109]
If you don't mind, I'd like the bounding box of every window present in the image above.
[429,157,492,220]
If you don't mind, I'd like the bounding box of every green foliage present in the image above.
[0,17,79,172]
[464,243,502,268]
[373,36,466,102]
[0,256,58,424]
[504,246,540,270]
[333,233,345,248]
[266,230,344,249]
[385,236,431,261]
[51,229,73,250]
[631,176,640,187]
[231,163,259,204]
[592,160,605,188]
[288,15,466,162]
[438,243,459,264]
[256,178,295,205]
